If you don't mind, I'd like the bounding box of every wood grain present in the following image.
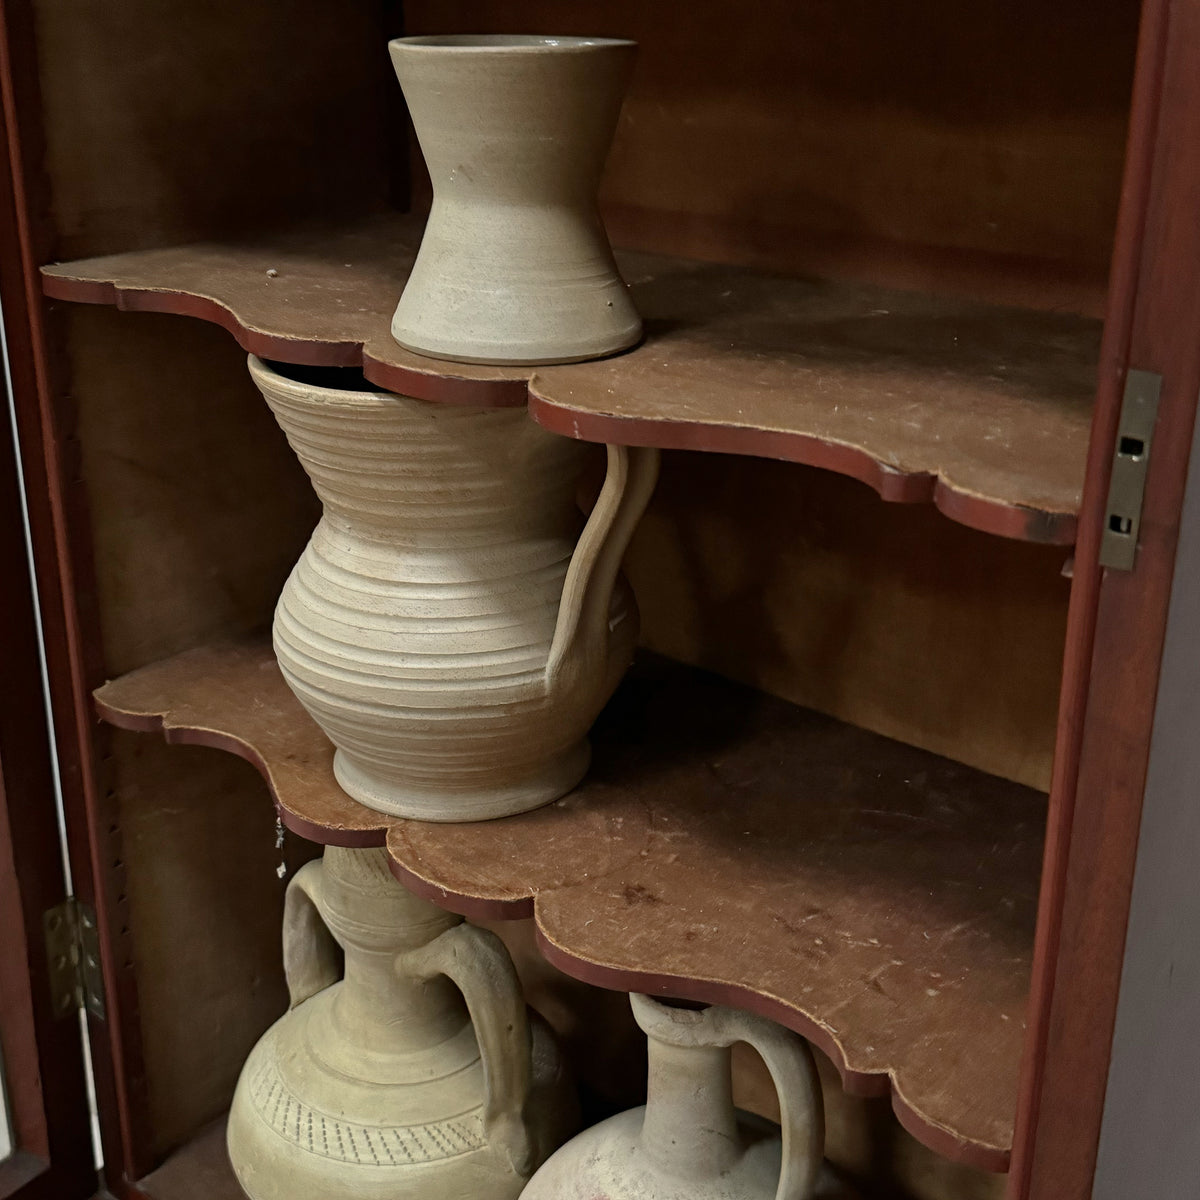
[406,0,1137,314]
[61,308,321,1166]
[133,1118,239,1200]
[623,454,1070,794]
[0,0,155,1185]
[529,260,1098,543]
[95,644,389,848]
[94,640,1044,1172]
[30,0,399,259]
[41,213,1100,543]
[42,216,530,405]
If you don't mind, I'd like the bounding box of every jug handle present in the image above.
[400,922,536,1177]
[712,1007,824,1200]
[545,444,659,697]
[281,859,342,1009]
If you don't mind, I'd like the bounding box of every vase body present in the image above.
[228,847,575,1200]
[522,994,842,1200]
[249,357,656,820]
[389,34,642,365]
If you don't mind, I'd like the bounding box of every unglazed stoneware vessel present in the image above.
[249,356,658,820]
[522,994,843,1200]
[389,34,642,365]
[227,847,575,1200]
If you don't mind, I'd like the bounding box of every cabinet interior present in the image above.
[29,1,1141,1197]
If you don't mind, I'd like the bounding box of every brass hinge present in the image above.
[1099,368,1162,571]
[43,897,106,1021]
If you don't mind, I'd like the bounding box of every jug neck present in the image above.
[331,938,467,1052]
[317,847,469,1052]
[260,373,590,542]
[640,1037,742,1181]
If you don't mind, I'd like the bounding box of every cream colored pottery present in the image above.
[227,847,574,1200]
[389,34,642,365]
[249,356,658,821]
[522,993,847,1200]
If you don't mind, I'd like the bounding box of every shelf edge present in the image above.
[385,841,1012,1174]
[43,262,1079,545]
[528,393,1077,546]
[92,652,1021,1175]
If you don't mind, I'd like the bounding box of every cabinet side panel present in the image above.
[64,306,323,1161]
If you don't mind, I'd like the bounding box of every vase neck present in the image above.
[332,942,467,1052]
[640,1038,742,1181]
[317,848,468,1054]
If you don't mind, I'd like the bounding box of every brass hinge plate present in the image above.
[1099,368,1162,571]
[43,897,106,1021]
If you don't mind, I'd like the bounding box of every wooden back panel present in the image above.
[626,453,1070,792]
[33,0,402,259]
[28,0,398,1166]
[405,0,1140,311]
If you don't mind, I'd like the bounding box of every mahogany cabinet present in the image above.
[0,1,1196,1198]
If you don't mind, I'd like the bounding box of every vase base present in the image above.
[332,741,592,822]
[390,325,643,368]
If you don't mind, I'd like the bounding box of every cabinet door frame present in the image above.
[0,2,144,1192]
[0,130,96,1200]
[1011,0,1200,1195]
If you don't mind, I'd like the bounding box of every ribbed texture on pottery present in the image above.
[264,385,587,540]
[260,374,628,795]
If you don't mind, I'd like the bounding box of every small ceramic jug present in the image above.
[250,356,658,821]
[522,993,837,1200]
[227,847,574,1200]
[389,34,642,365]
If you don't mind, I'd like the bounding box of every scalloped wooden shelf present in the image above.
[94,640,1043,1173]
[43,212,1099,544]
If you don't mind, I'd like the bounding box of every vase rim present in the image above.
[390,34,636,53]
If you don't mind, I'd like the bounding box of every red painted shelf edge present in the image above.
[385,851,1011,1174]
[43,266,1077,546]
[92,682,1018,1175]
[92,696,390,849]
[528,394,1078,545]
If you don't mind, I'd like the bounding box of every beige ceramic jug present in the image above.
[522,993,847,1200]
[227,846,574,1200]
[249,356,658,820]
[389,34,642,365]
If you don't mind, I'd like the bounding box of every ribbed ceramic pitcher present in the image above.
[249,357,658,821]
[389,34,642,365]
[227,847,575,1200]
[522,994,846,1200]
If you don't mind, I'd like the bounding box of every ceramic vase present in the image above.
[522,993,845,1200]
[249,356,658,821]
[389,34,642,365]
[227,846,574,1200]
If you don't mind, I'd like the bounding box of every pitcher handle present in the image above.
[400,922,535,1177]
[545,443,659,697]
[631,995,824,1200]
[282,859,341,1009]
